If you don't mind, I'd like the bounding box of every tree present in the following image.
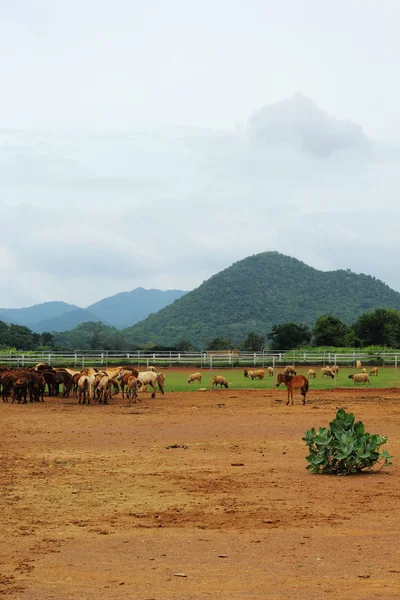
[207,337,233,350]
[8,324,36,350]
[241,332,265,352]
[175,339,198,352]
[267,322,311,350]
[40,332,54,347]
[90,322,103,349]
[312,315,349,347]
[353,308,400,347]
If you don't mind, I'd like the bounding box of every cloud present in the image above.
[247,93,370,157]
[1,95,400,307]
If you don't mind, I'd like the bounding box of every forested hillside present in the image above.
[123,252,400,347]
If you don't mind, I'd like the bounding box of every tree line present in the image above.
[0,308,399,352]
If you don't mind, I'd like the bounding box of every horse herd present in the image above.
[5,361,368,407]
[0,363,165,405]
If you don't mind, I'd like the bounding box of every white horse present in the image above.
[138,371,165,397]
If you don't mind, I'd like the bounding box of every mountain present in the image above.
[122,252,400,347]
[0,288,187,332]
[0,301,78,329]
[33,308,108,333]
[88,288,187,328]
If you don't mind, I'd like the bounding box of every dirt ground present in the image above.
[1,372,400,599]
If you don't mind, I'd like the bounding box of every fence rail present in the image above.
[0,349,399,369]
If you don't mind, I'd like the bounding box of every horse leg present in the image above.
[301,385,306,405]
[286,387,290,406]
[149,381,156,398]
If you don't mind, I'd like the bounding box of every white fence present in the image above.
[0,349,398,369]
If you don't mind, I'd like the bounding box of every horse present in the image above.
[115,368,140,398]
[117,369,164,398]
[125,376,142,403]
[276,373,309,405]
[97,376,119,404]
[137,371,165,398]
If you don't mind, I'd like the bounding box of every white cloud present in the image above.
[1,92,400,307]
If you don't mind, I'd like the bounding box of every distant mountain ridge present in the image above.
[0,289,188,332]
[87,288,187,329]
[122,252,400,347]
[0,301,78,329]
[33,308,111,333]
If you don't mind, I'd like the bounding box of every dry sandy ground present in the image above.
[1,384,400,600]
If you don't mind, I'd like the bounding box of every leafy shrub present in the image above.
[303,409,393,475]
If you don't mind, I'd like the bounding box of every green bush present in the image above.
[303,409,393,475]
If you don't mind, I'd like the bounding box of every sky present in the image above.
[1,0,400,308]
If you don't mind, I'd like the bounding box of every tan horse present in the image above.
[116,368,140,398]
[276,373,309,405]
[126,376,142,403]
[97,376,119,404]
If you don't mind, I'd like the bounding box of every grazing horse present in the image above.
[138,371,165,398]
[276,373,309,405]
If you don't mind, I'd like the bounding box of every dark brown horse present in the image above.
[276,373,309,405]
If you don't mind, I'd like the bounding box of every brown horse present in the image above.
[276,373,309,405]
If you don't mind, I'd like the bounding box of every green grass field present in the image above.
[160,366,400,392]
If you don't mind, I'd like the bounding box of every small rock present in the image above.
[174,573,187,577]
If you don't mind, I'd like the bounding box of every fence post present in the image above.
[272,355,275,389]
[22,353,24,367]
[253,353,256,367]
[334,354,337,389]
[48,352,51,366]
[396,356,398,388]
[210,354,213,390]
[82,356,85,370]
[74,350,77,368]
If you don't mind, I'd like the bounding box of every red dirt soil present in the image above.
[1,382,400,599]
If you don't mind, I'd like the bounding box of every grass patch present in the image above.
[160,366,399,392]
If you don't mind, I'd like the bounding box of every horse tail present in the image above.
[157,374,165,395]
[109,378,120,395]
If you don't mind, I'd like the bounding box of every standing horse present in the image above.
[137,371,165,398]
[276,373,309,405]
[117,369,165,398]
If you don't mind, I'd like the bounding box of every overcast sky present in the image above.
[1,0,400,308]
